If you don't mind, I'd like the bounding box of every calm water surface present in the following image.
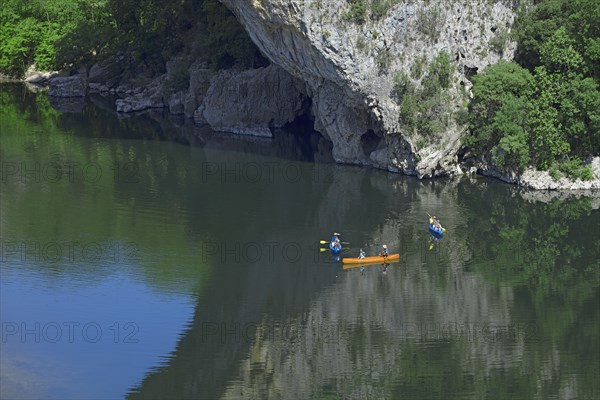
[1,85,599,399]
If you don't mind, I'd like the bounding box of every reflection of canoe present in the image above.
[428,223,444,236]
[343,253,400,265]
[329,241,342,253]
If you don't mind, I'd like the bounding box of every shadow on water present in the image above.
[1,84,599,399]
[16,83,335,163]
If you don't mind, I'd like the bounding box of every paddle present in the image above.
[320,247,351,252]
[319,240,350,245]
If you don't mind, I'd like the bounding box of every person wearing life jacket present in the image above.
[359,248,366,259]
[430,216,441,230]
[331,233,341,251]
[380,244,389,258]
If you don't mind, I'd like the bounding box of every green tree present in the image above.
[527,69,570,169]
[468,0,599,178]
[466,61,533,162]
[0,0,102,76]
[422,50,452,96]
[539,27,585,75]
[514,0,600,80]
[493,96,530,169]
[0,17,41,76]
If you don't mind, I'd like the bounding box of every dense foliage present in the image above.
[0,0,93,76]
[0,0,261,78]
[466,0,600,179]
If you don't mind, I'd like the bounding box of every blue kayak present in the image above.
[428,223,444,236]
[329,241,342,253]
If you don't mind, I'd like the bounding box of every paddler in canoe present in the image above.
[329,233,342,253]
[428,216,445,236]
[380,244,389,259]
[359,248,366,259]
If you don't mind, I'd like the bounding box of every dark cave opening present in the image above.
[360,129,381,159]
[274,98,334,163]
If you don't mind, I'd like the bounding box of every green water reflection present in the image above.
[1,84,598,399]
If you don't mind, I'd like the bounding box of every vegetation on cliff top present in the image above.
[0,0,262,78]
[466,0,599,180]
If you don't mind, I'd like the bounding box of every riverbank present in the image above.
[7,74,600,192]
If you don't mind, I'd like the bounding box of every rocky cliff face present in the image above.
[220,0,517,177]
[196,64,309,137]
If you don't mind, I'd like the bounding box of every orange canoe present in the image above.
[342,253,400,265]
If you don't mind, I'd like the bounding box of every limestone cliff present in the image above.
[221,0,517,177]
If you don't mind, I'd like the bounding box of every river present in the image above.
[1,84,598,399]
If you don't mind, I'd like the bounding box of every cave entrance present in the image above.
[273,98,334,163]
[360,129,381,158]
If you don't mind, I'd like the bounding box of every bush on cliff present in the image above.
[397,51,453,145]
[467,0,599,180]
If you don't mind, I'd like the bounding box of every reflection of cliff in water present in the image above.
[128,249,520,398]
[7,83,334,163]
[128,177,599,399]
[3,83,597,399]
[46,85,335,163]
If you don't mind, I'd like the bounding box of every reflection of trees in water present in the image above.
[214,185,599,399]
[459,182,600,399]
[131,180,597,399]
[4,84,598,399]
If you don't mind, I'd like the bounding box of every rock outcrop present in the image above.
[197,65,308,137]
[88,57,125,93]
[48,75,87,97]
[115,75,166,112]
[221,0,517,177]
[183,61,215,118]
[23,64,59,85]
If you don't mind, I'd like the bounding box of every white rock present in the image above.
[221,0,517,174]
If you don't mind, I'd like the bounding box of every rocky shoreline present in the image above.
[476,160,600,191]
[17,64,600,192]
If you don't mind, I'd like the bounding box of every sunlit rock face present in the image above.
[221,0,516,177]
